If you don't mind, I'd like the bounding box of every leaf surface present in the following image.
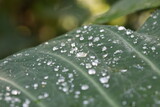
[0,10,160,107]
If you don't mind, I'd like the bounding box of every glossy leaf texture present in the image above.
[0,10,160,107]
[94,0,160,24]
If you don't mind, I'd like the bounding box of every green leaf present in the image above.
[138,10,160,37]
[94,0,160,24]
[0,10,160,107]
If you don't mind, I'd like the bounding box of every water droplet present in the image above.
[88,69,96,75]
[102,46,107,51]
[11,90,20,95]
[44,76,49,79]
[147,85,152,89]
[92,60,99,66]
[84,26,88,29]
[76,52,87,57]
[80,37,84,40]
[81,84,89,90]
[100,29,104,32]
[68,73,73,78]
[122,101,127,105]
[93,37,100,42]
[130,35,134,38]
[120,69,127,73]
[52,47,58,51]
[71,43,76,47]
[85,63,92,69]
[33,83,38,89]
[83,100,89,105]
[99,76,110,83]
[118,26,125,30]
[151,46,156,51]
[77,30,81,33]
[126,30,132,35]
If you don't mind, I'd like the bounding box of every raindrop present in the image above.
[85,63,92,69]
[120,69,127,73]
[88,69,96,75]
[100,29,104,32]
[92,60,99,66]
[77,30,81,33]
[52,47,58,51]
[151,46,156,51]
[99,76,110,83]
[93,37,100,42]
[81,85,89,90]
[44,76,49,79]
[83,100,89,105]
[118,26,125,30]
[80,37,84,40]
[11,90,20,95]
[102,46,107,51]
[84,26,88,29]
[76,52,87,57]
[33,83,38,89]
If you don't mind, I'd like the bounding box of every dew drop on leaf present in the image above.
[88,69,96,75]
[81,85,89,90]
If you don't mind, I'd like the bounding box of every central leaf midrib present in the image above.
[39,51,119,107]
[106,28,160,75]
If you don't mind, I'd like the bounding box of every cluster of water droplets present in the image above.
[0,15,160,106]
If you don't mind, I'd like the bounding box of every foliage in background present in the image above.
[0,0,90,59]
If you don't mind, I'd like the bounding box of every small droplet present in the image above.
[120,69,127,73]
[118,26,125,30]
[130,35,134,38]
[93,37,100,42]
[76,52,87,57]
[83,100,89,105]
[92,60,99,66]
[99,76,110,83]
[77,30,81,33]
[88,69,96,75]
[84,26,88,29]
[122,101,127,105]
[81,84,89,90]
[85,63,92,69]
[11,90,20,95]
[53,47,58,51]
[102,46,107,51]
[100,29,104,32]
[151,46,156,51]
[80,37,84,40]
[126,30,132,35]
[44,76,49,79]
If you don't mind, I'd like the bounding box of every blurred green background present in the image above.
[0,0,152,59]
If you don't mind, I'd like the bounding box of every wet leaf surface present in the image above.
[0,10,160,107]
